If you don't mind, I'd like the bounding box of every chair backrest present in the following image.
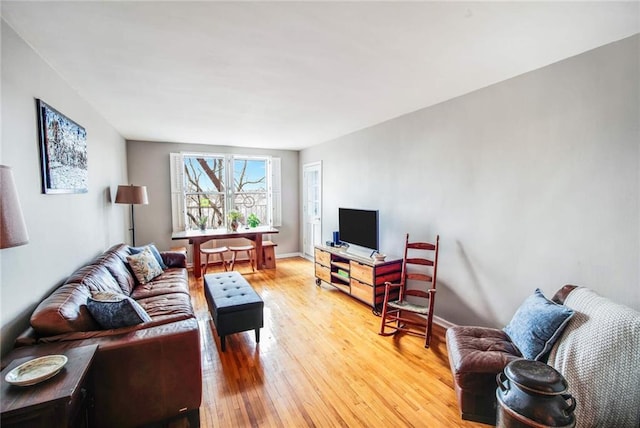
[400,233,440,301]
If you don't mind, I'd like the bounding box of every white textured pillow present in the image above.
[126,247,163,284]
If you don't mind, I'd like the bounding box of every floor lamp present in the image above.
[1,165,29,249]
[115,184,148,246]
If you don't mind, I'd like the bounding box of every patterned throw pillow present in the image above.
[126,247,164,284]
[129,243,167,269]
[86,291,151,329]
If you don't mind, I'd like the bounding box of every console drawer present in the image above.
[315,263,331,283]
[315,248,331,267]
[350,261,373,284]
[350,278,373,305]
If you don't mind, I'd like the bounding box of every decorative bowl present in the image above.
[5,355,68,387]
[373,253,386,262]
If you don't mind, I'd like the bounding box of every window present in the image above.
[170,153,281,232]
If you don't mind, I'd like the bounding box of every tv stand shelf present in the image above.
[314,245,402,310]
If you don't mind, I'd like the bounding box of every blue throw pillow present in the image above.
[504,288,574,360]
[86,292,152,329]
[129,243,167,269]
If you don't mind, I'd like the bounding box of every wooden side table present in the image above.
[1,344,98,428]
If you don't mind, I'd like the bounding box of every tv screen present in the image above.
[338,208,379,251]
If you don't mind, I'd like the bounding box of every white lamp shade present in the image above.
[0,165,29,249]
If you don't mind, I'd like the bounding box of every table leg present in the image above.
[255,234,263,271]
[193,241,202,278]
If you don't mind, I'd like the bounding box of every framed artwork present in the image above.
[36,99,88,194]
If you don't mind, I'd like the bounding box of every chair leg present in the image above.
[202,254,210,275]
[218,252,227,271]
[230,251,237,271]
[248,250,255,272]
[424,322,433,348]
[379,303,388,335]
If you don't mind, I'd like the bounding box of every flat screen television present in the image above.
[338,208,379,251]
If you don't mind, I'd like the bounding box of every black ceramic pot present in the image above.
[496,359,576,428]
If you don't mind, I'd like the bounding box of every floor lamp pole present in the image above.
[130,204,136,247]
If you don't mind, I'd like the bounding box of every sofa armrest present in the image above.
[92,317,201,427]
[551,284,579,305]
[14,327,39,347]
[16,318,202,428]
[161,250,187,268]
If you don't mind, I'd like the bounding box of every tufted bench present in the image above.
[204,271,264,352]
[445,326,522,424]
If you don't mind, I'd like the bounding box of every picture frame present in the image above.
[36,99,88,194]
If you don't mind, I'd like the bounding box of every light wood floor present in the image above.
[190,257,484,428]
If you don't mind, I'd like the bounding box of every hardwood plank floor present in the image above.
[190,257,485,428]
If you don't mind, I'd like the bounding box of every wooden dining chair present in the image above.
[379,233,440,348]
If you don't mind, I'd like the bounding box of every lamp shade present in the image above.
[115,185,149,205]
[0,165,29,249]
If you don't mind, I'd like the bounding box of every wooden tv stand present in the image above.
[314,245,402,311]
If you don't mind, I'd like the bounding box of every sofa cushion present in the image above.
[130,243,167,269]
[136,292,195,322]
[30,282,99,335]
[65,264,124,295]
[127,247,164,284]
[504,288,574,360]
[87,292,152,329]
[94,248,136,295]
[130,269,190,300]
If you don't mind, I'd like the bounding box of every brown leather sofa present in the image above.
[14,243,202,428]
[445,286,575,425]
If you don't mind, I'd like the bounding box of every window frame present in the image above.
[170,152,280,232]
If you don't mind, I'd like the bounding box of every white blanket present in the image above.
[548,287,640,428]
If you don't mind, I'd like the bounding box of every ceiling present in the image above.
[2,2,638,151]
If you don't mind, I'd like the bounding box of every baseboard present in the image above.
[276,252,303,259]
[434,315,456,330]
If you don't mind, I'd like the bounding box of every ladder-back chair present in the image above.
[379,233,440,348]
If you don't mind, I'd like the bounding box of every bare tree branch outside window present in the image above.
[183,156,268,230]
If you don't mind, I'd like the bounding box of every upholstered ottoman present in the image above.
[446,326,522,425]
[204,272,264,352]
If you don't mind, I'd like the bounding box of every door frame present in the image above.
[302,161,322,260]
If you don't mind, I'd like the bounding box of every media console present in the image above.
[314,245,402,311]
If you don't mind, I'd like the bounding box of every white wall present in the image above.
[301,35,639,327]
[0,21,128,355]
[125,140,299,261]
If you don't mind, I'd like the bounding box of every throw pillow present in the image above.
[129,243,167,269]
[126,247,164,284]
[504,288,575,360]
[86,291,151,329]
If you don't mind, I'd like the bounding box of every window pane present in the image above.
[184,156,225,193]
[231,159,268,226]
[232,192,268,226]
[233,159,266,193]
[183,155,226,230]
[185,193,226,229]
